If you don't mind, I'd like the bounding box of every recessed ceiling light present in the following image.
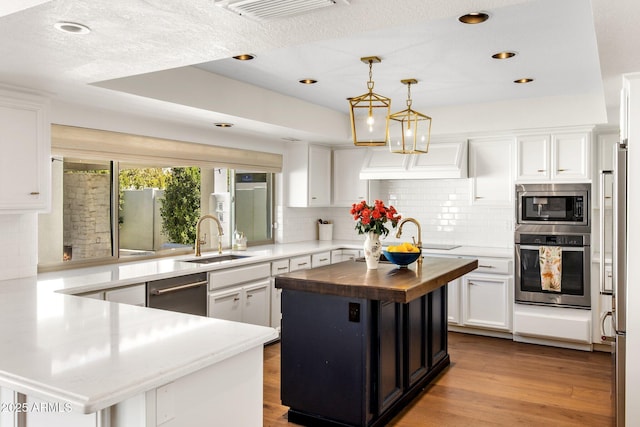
[514,78,534,84]
[458,12,489,24]
[233,54,255,61]
[492,51,517,60]
[299,79,318,85]
[54,21,91,34]
[214,123,234,128]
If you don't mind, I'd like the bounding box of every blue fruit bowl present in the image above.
[382,250,422,268]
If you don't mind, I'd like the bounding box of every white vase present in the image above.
[363,231,382,270]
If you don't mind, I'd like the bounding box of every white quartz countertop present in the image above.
[38,240,512,295]
[0,276,277,413]
[0,240,508,413]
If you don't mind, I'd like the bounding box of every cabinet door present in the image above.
[516,135,549,181]
[243,279,271,327]
[308,145,331,206]
[208,287,243,322]
[271,259,289,331]
[447,279,461,325]
[462,274,511,331]
[551,132,590,181]
[376,301,403,415]
[0,92,50,212]
[469,138,513,205]
[333,149,368,206]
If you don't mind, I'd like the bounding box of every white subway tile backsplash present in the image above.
[280,178,513,248]
[0,214,38,280]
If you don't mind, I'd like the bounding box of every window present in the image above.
[38,160,275,268]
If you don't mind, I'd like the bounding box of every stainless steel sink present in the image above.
[184,254,251,264]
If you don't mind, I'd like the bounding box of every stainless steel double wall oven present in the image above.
[514,183,591,308]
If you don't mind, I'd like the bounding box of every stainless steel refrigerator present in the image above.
[612,141,627,427]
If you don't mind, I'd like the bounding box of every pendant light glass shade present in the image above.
[388,79,431,154]
[348,57,391,146]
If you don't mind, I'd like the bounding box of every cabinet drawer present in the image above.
[209,263,270,290]
[289,255,311,272]
[474,257,512,275]
[271,259,290,276]
[312,252,331,268]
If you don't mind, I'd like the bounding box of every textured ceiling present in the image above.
[0,0,638,144]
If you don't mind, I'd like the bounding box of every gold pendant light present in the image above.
[348,56,391,146]
[388,79,431,154]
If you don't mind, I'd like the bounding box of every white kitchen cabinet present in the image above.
[0,88,50,213]
[594,131,618,208]
[331,249,360,264]
[208,279,270,327]
[462,274,512,331]
[332,148,368,206]
[208,263,271,327]
[104,283,146,306]
[209,286,243,322]
[516,131,591,182]
[311,251,331,268]
[270,259,290,332]
[468,137,514,206]
[447,278,461,324]
[448,256,513,333]
[286,143,331,207]
[289,255,311,272]
[359,141,467,180]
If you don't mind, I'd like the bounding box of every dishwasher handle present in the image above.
[151,280,208,296]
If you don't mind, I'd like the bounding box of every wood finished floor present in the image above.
[263,332,614,427]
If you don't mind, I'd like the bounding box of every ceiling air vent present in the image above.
[215,0,346,22]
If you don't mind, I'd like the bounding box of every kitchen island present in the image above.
[275,257,478,427]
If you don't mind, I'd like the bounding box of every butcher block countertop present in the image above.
[275,256,478,303]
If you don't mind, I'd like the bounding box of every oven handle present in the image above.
[151,280,208,296]
[518,245,584,252]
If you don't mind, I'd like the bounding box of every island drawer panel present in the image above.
[208,263,270,290]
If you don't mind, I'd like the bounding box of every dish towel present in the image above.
[539,246,562,292]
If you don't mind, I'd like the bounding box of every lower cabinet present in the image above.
[208,279,270,326]
[461,274,512,331]
[208,263,271,327]
[270,259,290,332]
[448,256,513,333]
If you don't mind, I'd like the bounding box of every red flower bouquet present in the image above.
[350,199,401,237]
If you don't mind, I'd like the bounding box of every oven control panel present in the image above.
[518,234,585,247]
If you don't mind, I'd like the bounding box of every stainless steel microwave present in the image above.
[516,183,590,227]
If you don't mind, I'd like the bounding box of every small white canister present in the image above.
[318,223,333,241]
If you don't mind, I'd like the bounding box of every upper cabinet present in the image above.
[359,141,468,180]
[516,130,591,182]
[468,137,514,206]
[0,88,50,213]
[332,148,368,206]
[286,143,331,207]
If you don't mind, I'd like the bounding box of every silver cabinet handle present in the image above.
[537,169,546,172]
[320,258,328,262]
[233,297,240,302]
[247,293,253,298]
[151,280,208,295]
[277,266,288,271]
[30,191,40,195]
[557,169,568,172]
[297,262,308,267]
[478,264,495,269]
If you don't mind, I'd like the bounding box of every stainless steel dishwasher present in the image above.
[147,272,208,316]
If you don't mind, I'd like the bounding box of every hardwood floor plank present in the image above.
[263,332,614,426]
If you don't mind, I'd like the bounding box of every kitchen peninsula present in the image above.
[275,256,478,427]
